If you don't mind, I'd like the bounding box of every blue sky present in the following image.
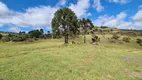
[0,0,142,33]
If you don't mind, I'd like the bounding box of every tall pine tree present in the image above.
[52,8,78,44]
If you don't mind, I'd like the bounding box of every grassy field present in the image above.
[0,35,142,80]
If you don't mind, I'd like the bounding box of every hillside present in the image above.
[0,35,142,80]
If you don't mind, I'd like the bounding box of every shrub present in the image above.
[110,38,116,43]
[11,33,28,42]
[123,37,131,43]
[136,38,142,46]
[28,30,42,38]
[39,35,45,39]
[1,36,10,42]
[12,35,23,42]
[26,38,34,42]
[92,35,100,43]
[111,34,120,40]
[0,34,2,39]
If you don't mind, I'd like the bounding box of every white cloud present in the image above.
[87,13,92,16]
[69,0,91,18]
[94,11,142,29]
[0,2,10,16]
[108,0,130,4]
[0,1,141,31]
[9,27,21,33]
[56,0,66,6]
[139,5,142,9]
[132,10,142,28]
[93,0,104,12]
[132,10,142,22]
[0,24,3,27]
[0,0,91,31]
[133,22,141,28]
[0,1,58,29]
[94,12,136,29]
[117,12,127,20]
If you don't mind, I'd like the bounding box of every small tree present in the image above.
[40,29,44,35]
[79,18,94,43]
[28,30,42,38]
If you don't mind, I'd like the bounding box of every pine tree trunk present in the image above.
[66,30,68,44]
[64,26,69,44]
[84,33,86,43]
[65,34,68,44]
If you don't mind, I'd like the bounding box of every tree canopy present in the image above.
[79,18,94,43]
[52,8,78,44]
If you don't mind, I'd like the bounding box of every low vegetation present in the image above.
[123,37,131,43]
[111,34,120,40]
[0,29,52,42]
[1,36,10,42]
[136,38,142,46]
[0,35,142,80]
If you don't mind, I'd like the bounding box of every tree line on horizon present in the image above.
[0,29,52,42]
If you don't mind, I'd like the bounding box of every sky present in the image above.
[0,0,142,33]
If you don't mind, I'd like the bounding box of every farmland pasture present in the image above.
[0,35,142,80]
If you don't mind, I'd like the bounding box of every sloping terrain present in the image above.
[0,35,142,80]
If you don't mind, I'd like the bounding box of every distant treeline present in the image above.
[0,29,52,42]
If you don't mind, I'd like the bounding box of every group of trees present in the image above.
[52,8,94,44]
[0,29,51,42]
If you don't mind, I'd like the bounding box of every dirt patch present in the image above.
[68,55,94,68]
[124,56,142,66]
[128,50,142,53]
[129,72,142,79]
[105,74,113,79]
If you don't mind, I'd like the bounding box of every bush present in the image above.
[111,34,120,40]
[11,33,28,42]
[123,37,131,43]
[26,38,34,42]
[110,38,116,43]
[39,35,45,39]
[28,30,42,38]
[12,35,23,42]
[136,38,142,46]
[92,35,100,43]
[0,34,2,39]
[1,36,10,42]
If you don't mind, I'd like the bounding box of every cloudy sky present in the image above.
[0,0,142,33]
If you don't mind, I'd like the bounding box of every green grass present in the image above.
[0,35,142,80]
